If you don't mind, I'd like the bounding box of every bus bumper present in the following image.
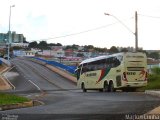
[122,81,147,88]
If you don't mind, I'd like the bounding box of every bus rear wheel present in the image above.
[108,82,115,92]
[81,83,87,92]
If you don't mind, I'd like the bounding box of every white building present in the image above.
[37,48,65,57]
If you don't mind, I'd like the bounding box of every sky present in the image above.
[0,0,160,50]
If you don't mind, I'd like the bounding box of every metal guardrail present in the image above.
[31,57,76,74]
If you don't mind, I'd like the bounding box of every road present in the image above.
[0,57,160,120]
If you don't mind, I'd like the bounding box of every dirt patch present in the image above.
[0,64,12,90]
[0,64,6,72]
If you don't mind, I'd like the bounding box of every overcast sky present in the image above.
[0,0,160,50]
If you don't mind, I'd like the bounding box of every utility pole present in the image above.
[105,11,139,52]
[7,5,15,61]
[135,11,138,52]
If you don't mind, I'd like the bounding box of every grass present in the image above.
[0,65,30,105]
[0,93,30,105]
[144,75,160,90]
[140,67,160,91]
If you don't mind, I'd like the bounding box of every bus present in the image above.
[76,52,148,92]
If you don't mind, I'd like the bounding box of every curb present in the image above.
[145,90,160,115]
[0,65,13,90]
[0,100,44,111]
[1,66,16,90]
[145,106,160,114]
[45,64,77,84]
[145,90,160,97]
[0,101,33,111]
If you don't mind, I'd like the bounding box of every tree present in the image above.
[12,46,23,50]
[72,44,79,50]
[149,52,160,60]
[109,46,119,53]
[38,41,49,50]
[28,41,38,48]
[64,45,72,50]
[77,53,84,57]
[23,40,29,43]
[48,43,62,46]
[94,47,108,53]
[84,45,94,49]
[121,48,128,52]
[56,43,62,46]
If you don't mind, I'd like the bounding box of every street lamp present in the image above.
[7,5,15,61]
[104,12,138,52]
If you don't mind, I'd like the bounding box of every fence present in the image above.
[32,57,76,74]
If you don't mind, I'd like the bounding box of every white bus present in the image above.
[76,52,148,92]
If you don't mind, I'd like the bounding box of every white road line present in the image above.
[28,80,41,91]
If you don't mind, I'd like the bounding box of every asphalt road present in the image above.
[1,57,160,120]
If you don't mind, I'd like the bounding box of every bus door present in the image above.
[80,63,89,87]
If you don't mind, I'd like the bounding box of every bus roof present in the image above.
[80,52,146,65]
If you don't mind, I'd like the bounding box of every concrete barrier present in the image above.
[29,57,77,83]
[0,58,11,66]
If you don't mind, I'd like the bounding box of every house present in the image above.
[25,51,35,56]
[37,48,65,58]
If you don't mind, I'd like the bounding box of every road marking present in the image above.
[28,80,41,91]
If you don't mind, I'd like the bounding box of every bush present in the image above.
[143,73,160,90]
[148,74,160,82]
[151,67,160,75]
[139,68,160,90]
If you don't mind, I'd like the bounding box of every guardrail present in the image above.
[31,57,76,74]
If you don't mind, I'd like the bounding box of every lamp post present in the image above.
[7,5,15,61]
[104,11,138,52]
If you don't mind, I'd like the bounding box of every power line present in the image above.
[30,18,133,42]
[138,14,160,19]
[30,23,117,42]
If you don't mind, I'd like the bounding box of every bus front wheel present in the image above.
[81,83,87,92]
[103,82,108,92]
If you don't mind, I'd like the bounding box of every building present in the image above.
[0,31,26,44]
[0,33,7,48]
[13,50,35,57]
[11,31,26,43]
[0,33,7,43]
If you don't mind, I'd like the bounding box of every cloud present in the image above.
[1,0,160,50]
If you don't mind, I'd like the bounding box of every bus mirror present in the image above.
[75,68,78,73]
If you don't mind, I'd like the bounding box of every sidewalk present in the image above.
[145,90,160,97]
[145,90,160,114]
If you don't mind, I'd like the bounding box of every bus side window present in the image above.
[108,57,121,68]
[107,57,113,68]
[114,58,120,67]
